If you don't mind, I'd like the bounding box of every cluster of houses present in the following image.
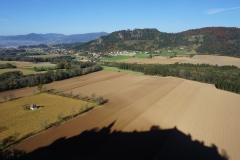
[20,46,75,55]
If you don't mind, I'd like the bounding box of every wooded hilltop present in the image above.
[74,27,240,57]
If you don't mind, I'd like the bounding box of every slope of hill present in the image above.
[3,33,45,41]
[74,27,240,57]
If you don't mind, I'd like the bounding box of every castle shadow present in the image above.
[5,121,228,160]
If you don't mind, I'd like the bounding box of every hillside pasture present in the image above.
[0,93,96,147]
[6,70,240,159]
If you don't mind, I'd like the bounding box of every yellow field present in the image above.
[0,93,96,146]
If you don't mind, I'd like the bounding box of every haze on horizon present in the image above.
[0,0,240,36]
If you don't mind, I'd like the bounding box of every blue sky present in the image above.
[0,0,240,35]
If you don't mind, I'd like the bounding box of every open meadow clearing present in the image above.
[3,70,240,159]
[0,93,96,147]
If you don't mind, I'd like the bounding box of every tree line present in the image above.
[102,61,240,94]
[0,62,102,92]
[0,54,73,63]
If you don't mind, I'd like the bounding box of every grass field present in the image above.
[175,51,187,55]
[102,66,143,74]
[134,53,160,58]
[102,55,132,61]
[6,71,240,159]
[22,67,35,71]
[160,51,187,57]
[160,52,176,57]
[0,93,96,147]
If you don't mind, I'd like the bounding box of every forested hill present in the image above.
[74,27,240,57]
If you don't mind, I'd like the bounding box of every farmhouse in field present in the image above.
[30,104,37,110]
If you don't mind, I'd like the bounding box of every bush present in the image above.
[22,104,30,110]
[96,96,104,105]
[91,93,96,101]
[57,112,63,121]
[9,93,15,101]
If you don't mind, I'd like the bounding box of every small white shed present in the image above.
[30,104,37,110]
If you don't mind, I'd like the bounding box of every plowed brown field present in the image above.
[180,55,240,67]
[118,56,188,64]
[110,55,240,68]
[5,71,240,159]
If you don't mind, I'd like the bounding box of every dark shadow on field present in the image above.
[4,121,228,160]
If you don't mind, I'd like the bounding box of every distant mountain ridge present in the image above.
[0,32,109,47]
[75,27,240,57]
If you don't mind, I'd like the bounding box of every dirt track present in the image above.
[5,71,240,159]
